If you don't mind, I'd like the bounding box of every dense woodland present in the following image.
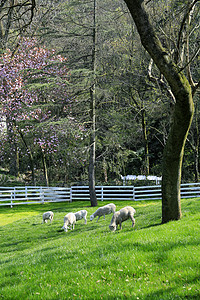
[0,0,199,190]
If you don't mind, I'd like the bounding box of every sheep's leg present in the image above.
[84,217,87,225]
[103,215,105,220]
[72,223,75,230]
[130,215,135,227]
[96,216,100,222]
[119,223,122,230]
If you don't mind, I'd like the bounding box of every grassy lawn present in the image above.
[0,198,199,299]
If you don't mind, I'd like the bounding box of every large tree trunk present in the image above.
[162,91,193,222]
[124,0,194,223]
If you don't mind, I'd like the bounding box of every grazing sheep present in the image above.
[109,206,136,231]
[75,210,87,224]
[42,211,54,224]
[62,212,76,232]
[90,203,116,222]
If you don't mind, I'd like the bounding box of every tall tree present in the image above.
[89,0,98,206]
[124,0,199,223]
[36,0,100,201]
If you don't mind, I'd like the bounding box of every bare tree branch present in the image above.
[148,58,176,104]
[192,80,200,96]
[175,0,199,64]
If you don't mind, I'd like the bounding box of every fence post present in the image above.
[25,186,28,200]
[13,187,16,202]
[133,186,135,201]
[101,186,104,201]
[11,188,16,207]
[11,191,13,208]
[40,187,44,204]
[70,187,73,202]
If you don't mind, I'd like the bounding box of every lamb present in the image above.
[61,212,76,232]
[42,211,54,223]
[75,210,87,224]
[109,206,136,231]
[90,203,116,222]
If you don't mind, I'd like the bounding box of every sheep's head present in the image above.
[109,224,116,232]
[90,215,94,221]
[62,225,68,232]
[109,213,118,231]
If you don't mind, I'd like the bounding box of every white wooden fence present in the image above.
[0,186,71,207]
[0,182,200,207]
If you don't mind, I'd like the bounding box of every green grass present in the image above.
[0,199,199,300]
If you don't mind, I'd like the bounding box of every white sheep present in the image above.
[109,206,136,231]
[90,203,116,222]
[75,210,87,224]
[42,211,54,223]
[61,212,76,232]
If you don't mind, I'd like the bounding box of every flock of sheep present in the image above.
[42,203,136,232]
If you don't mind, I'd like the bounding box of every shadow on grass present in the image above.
[142,222,162,229]
[144,285,200,300]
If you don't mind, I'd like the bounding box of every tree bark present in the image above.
[89,87,97,206]
[6,119,19,177]
[187,105,200,182]
[89,0,98,207]
[124,0,194,223]
[17,127,36,185]
[141,107,149,175]
[41,152,49,187]
[193,110,199,182]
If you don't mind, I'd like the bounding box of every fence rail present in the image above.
[0,182,200,207]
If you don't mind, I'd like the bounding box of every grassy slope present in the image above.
[0,199,199,300]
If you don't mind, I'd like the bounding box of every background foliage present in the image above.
[0,0,199,186]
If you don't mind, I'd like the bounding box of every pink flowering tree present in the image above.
[0,38,79,185]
